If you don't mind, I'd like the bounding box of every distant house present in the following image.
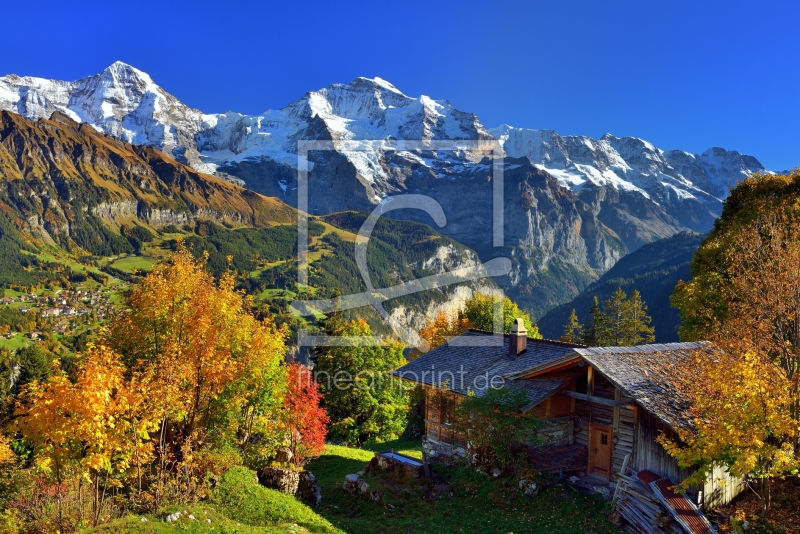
[392,321,744,510]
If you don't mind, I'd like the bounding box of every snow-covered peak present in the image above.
[493,124,768,218]
[0,63,771,222]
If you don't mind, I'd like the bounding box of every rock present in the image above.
[518,479,540,497]
[206,518,212,524]
[357,479,370,494]
[568,475,580,484]
[343,474,359,495]
[140,517,148,522]
[491,467,502,478]
[187,514,196,521]
[165,512,181,523]
[591,485,611,499]
[258,466,300,495]
[275,448,294,464]
[368,489,384,502]
[299,471,322,509]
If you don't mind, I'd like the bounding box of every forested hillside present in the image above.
[537,232,705,342]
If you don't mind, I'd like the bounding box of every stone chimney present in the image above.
[509,318,527,357]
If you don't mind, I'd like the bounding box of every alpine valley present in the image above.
[0,62,771,338]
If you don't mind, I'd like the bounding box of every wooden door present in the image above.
[589,424,612,479]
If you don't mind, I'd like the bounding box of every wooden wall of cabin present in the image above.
[631,410,695,491]
[528,381,575,419]
[573,369,635,478]
[423,386,466,448]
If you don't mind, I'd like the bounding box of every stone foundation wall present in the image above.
[534,417,574,446]
[422,436,467,460]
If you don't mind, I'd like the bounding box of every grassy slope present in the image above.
[86,439,616,534]
[536,231,705,342]
[307,438,617,534]
[85,467,343,534]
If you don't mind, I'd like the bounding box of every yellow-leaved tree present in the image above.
[418,310,473,352]
[15,344,149,526]
[667,173,800,518]
[105,247,288,477]
[14,246,290,520]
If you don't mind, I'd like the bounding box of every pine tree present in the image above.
[601,287,628,346]
[622,289,655,345]
[581,297,607,346]
[561,309,583,343]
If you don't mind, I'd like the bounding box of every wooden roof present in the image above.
[392,330,583,408]
[576,342,709,432]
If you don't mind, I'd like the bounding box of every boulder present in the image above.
[519,478,540,497]
[275,448,293,464]
[258,466,300,495]
[343,474,359,495]
[298,471,322,509]
[357,479,371,494]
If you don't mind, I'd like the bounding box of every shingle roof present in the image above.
[575,341,709,431]
[392,330,583,407]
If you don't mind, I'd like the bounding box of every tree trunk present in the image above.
[92,471,99,527]
[759,477,771,520]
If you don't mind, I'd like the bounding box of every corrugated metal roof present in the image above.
[651,477,716,534]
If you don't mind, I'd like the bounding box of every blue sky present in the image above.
[2,0,798,170]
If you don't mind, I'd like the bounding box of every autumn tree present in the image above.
[560,309,583,344]
[281,363,329,466]
[15,344,152,526]
[463,292,541,337]
[418,309,473,352]
[315,318,409,446]
[668,172,800,518]
[106,247,287,466]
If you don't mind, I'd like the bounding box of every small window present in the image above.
[601,434,608,445]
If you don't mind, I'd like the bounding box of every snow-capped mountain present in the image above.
[491,125,769,216]
[0,62,773,318]
[0,62,767,218]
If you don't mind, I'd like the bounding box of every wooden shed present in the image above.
[393,330,745,510]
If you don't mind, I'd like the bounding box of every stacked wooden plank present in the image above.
[614,471,676,533]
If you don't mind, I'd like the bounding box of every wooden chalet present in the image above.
[393,320,745,510]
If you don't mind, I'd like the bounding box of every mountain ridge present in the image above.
[0,62,768,212]
[0,109,296,255]
[0,62,771,319]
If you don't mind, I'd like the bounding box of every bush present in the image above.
[453,386,540,472]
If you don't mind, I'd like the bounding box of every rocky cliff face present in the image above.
[0,110,295,254]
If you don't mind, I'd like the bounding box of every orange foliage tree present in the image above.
[281,363,329,466]
[667,193,800,518]
[15,344,152,526]
[418,310,473,352]
[14,247,290,519]
[106,248,288,467]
